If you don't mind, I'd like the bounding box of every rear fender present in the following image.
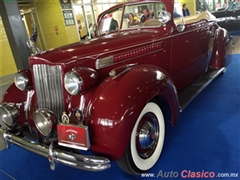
[87,64,180,160]
[209,27,232,69]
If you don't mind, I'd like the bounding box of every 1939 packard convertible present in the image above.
[0,0,231,175]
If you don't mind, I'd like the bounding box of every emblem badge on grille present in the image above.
[61,112,70,124]
[73,108,84,124]
[69,134,76,140]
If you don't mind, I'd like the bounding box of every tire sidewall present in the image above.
[130,102,165,171]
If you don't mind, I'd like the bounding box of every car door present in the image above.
[169,13,210,90]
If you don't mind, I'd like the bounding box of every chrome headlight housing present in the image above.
[0,104,19,127]
[34,109,56,136]
[64,72,83,95]
[14,72,29,91]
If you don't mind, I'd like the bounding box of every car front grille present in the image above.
[33,64,64,119]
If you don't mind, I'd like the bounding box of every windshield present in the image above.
[98,2,166,34]
[122,2,166,29]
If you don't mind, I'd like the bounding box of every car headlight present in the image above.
[0,104,19,127]
[14,72,29,91]
[64,72,83,95]
[34,109,56,136]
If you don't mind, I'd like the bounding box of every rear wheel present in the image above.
[117,102,165,175]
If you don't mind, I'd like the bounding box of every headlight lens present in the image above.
[34,109,56,136]
[14,72,28,91]
[64,72,83,95]
[0,104,19,127]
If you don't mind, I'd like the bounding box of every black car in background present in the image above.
[211,0,240,32]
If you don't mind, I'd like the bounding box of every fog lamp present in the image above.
[34,109,56,136]
[0,104,19,127]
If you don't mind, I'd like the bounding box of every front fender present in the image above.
[87,64,180,160]
[1,83,28,103]
[1,84,33,125]
[209,27,232,69]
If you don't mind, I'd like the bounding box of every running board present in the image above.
[178,67,226,111]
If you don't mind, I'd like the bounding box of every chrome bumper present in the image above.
[0,128,111,171]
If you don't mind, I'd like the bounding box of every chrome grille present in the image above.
[33,64,64,119]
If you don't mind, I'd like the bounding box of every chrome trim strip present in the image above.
[0,129,111,171]
[58,142,88,151]
[96,56,114,69]
[25,90,34,132]
[112,67,130,79]
[33,65,64,120]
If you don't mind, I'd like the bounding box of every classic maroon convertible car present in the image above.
[0,0,231,175]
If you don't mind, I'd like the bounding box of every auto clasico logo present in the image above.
[181,170,215,178]
[155,170,215,178]
[141,170,239,178]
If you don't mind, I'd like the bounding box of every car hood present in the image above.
[29,29,163,66]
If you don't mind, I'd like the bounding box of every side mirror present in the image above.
[176,24,185,32]
[174,15,185,32]
[158,11,171,25]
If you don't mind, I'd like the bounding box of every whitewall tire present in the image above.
[117,102,165,175]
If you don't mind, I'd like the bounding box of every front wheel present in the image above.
[117,102,165,175]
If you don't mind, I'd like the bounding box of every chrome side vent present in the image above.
[33,64,64,119]
[95,56,114,69]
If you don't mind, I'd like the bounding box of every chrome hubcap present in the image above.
[136,112,159,159]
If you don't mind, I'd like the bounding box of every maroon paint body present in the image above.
[1,0,231,160]
[87,65,179,159]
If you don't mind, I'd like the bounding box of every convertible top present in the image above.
[174,11,217,25]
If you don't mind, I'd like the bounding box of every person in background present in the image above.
[222,0,228,8]
[149,10,154,17]
[109,18,119,31]
[128,13,139,27]
[182,4,190,16]
[77,20,82,38]
[89,23,95,39]
[140,8,153,23]
[136,11,143,20]
[215,2,221,10]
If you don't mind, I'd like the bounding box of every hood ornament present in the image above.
[27,24,45,55]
